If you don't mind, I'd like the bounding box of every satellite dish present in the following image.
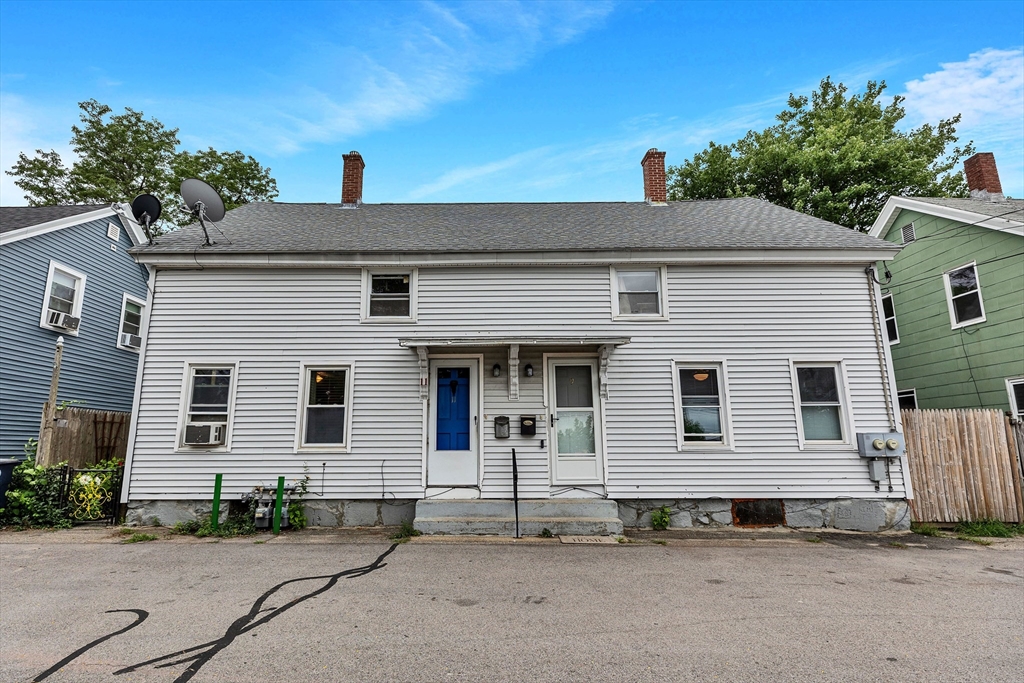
[180,178,226,246]
[130,194,161,245]
[181,178,225,222]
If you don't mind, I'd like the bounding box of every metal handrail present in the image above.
[512,448,520,538]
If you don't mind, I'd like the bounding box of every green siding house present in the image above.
[869,153,1023,417]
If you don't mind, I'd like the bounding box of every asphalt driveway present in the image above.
[1,527,1021,682]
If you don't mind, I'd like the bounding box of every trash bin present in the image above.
[0,459,20,503]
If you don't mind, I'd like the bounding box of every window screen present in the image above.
[121,300,143,336]
[369,274,411,317]
[305,369,347,444]
[946,265,984,325]
[616,270,660,315]
[48,270,78,315]
[679,367,723,442]
[796,366,843,441]
[188,368,232,423]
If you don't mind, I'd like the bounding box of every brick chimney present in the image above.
[342,151,365,205]
[641,149,667,204]
[963,152,1003,199]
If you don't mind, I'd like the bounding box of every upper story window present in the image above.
[897,389,918,410]
[882,293,899,345]
[611,266,668,320]
[943,262,986,328]
[793,363,849,445]
[117,294,145,351]
[362,269,417,321]
[180,365,235,448]
[39,261,87,334]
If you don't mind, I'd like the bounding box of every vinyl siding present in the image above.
[879,209,1024,410]
[126,263,905,501]
[0,218,149,459]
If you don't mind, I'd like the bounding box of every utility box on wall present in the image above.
[519,415,537,437]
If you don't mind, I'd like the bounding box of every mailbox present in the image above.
[494,416,510,439]
[519,415,537,437]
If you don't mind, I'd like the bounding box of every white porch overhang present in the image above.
[399,336,630,400]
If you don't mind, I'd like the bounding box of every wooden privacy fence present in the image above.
[37,404,131,469]
[903,409,1024,524]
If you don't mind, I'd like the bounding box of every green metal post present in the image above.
[210,474,223,531]
[273,476,285,534]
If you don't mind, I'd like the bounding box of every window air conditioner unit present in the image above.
[47,310,80,330]
[120,332,142,349]
[184,423,226,446]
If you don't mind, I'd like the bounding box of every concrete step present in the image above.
[414,499,623,536]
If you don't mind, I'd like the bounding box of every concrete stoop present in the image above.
[414,499,624,536]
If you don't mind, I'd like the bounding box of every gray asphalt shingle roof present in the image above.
[135,197,896,255]
[0,205,108,234]
[905,196,1024,223]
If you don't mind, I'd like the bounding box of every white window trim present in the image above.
[789,359,855,450]
[610,265,669,321]
[174,361,239,453]
[943,260,986,329]
[294,361,355,453]
[39,260,87,335]
[360,267,418,323]
[881,293,899,345]
[671,359,735,451]
[897,388,918,410]
[1007,377,1024,418]
[116,293,146,352]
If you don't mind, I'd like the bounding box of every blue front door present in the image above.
[436,367,470,450]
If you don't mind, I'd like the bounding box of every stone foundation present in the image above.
[616,498,910,532]
[126,499,416,527]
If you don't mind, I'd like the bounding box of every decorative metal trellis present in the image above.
[59,465,124,524]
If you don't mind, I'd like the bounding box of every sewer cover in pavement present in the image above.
[559,535,618,544]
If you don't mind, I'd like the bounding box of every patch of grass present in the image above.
[390,520,422,542]
[172,504,257,539]
[956,534,992,546]
[651,539,667,546]
[911,522,942,537]
[954,518,1022,538]
[117,527,134,536]
[806,536,823,543]
[539,528,553,538]
[123,533,157,544]
[888,541,906,549]
[253,540,266,544]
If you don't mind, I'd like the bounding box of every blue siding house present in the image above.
[0,205,151,459]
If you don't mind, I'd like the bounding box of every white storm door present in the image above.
[427,360,479,486]
[549,359,604,484]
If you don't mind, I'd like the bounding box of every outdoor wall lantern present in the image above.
[524,364,534,377]
[493,363,501,377]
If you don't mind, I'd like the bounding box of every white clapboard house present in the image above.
[122,150,910,533]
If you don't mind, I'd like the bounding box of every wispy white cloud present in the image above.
[183,1,615,155]
[902,47,1024,195]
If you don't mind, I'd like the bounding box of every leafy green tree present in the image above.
[667,78,974,231]
[6,100,277,228]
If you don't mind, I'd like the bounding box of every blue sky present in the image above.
[1,1,1022,206]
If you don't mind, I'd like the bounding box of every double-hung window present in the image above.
[40,261,86,333]
[793,363,848,444]
[612,266,668,319]
[944,262,986,328]
[882,293,899,344]
[897,389,918,410]
[180,365,235,448]
[298,365,352,449]
[117,294,146,351]
[677,365,727,444]
[1008,378,1024,419]
[363,269,416,321]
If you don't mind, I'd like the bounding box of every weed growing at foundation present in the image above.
[173,501,257,538]
[390,520,421,542]
[539,528,553,538]
[0,441,71,529]
[651,539,667,546]
[123,533,157,544]
[911,522,942,537]
[650,505,672,531]
[954,519,1024,538]
[956,534,992,546]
